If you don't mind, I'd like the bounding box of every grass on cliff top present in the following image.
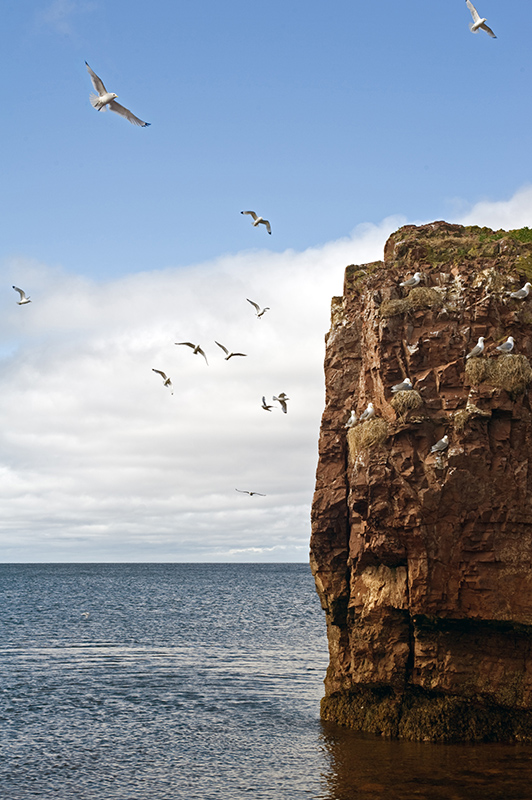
[465,354,532,395]
[465,225,532,244]
[380,287,443,318]
[390,390,423,418]
[348,418,388,458]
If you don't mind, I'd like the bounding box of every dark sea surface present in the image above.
[1,563,532,800]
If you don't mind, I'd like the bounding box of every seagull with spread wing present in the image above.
[465,1,496,38]
[247,299,270,319]
[241,211,271,234]
[85,62,151,127]
[152,369,173,393]
[215,342,247,361]
[235,489,266,496]
[175,342,209,365]
[12,286,31,305]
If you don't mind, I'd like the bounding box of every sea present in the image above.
[2,563,532,800]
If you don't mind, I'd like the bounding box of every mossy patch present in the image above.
[465,354,532,396]
[390,390,423,418]
[380,287,443,318]
[347,418,388,458]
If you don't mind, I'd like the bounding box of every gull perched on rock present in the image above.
[12,286,31,304]
[359,402,375,422]
[247,299,270,318]
[152,369,173,393]
[465,1,496,38]
[235,489,266,496]
[85,62,151,127]
[509,282,532,300]
[241,211,271,234]
[400,272,421,288]
[261,396,274,411]
[391,378,413,393]
[466,336,485,359]
[175,342,208,365]
[496,336,515,354]
[215,341,247,360]
[344,410,357,428]
[430,434,449,454]
[273,393,289,413]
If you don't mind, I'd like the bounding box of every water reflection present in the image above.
[319,720,532,800]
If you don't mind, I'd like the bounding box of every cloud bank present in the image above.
[2,184,531,562]
[0,217,402,562]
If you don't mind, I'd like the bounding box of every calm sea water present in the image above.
[1,563,532,800]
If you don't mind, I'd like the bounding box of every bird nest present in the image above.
[379,287,443,318]
[453,404,491,433]
[347,418,388,458]
[465,354,532,396]
[390,389,423,417]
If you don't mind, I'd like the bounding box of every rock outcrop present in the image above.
[310,221,532,742]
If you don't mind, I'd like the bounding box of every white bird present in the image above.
[466,336,485,359]
[241,211,271,234]
[247,299,270,318]
[235,489,266,496]
[430,434,449,454]
[273,394,289,413]
[175,342,209,365]
[359,402,375,422]
[12,286,31,304]
[344,410,357,428]
[509,282,532,300]
[391,378,413,393]
[496,336,515,354]
[400,272,421,288]
[215,341,247,360]
[465,1,496,38]
[262,396,274,411]
[152,369,173,393]
[85,62,151,127]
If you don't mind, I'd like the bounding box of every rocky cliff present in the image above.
[310,220,532,742]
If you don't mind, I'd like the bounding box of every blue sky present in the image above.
[1,1,532,561]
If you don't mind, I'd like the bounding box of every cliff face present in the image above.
[310,221,532,742]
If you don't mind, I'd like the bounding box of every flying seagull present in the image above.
[359,402,375,422]
[273,393,289,413]
[175,342,208,365]
[215,341,247,360]
[261,396,274,411]
[400,272,421,288]
[235,489,266,496]
[391,378,413,393]
[496,336,515,354]
[466,336,485,359]
[85,62,151,127]
[152,369,173,393]
[247,299,270,319]
[509,282,532,300]
[12,286,31,304]
[430,434,449,454]
[465,1,496,38]
[241,211,271,234]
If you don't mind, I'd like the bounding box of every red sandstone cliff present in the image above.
[310,221,532,742]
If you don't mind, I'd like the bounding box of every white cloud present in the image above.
[4,181,532,564]
[458,185,532,230]
[0,216,402,562]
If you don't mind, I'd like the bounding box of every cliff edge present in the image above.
[310,220,532,742]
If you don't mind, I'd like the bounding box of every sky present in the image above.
[2,0,532,562]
